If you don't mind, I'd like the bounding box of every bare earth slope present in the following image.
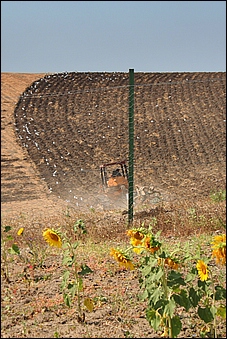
[1,73,69,218]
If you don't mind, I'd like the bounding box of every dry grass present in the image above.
[1,195,226,338]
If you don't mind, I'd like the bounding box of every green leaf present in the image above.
[67,282,74,289]
[78,277,83,291]
[141,264,153,276]
[173,289,191,311]
[62,243,68,250]
[159,251,166,259]
[9,243,20,255]
[167,271,186,287]
[198,279,209,292]
[189,287,201,307]
[78,264,93,275]
[139,278,146,291]
[155,267,164,280]
[198,306,214,323]
[144,269,160,284]
[74,219,87,234]
[215,285,226,301]
[4,226,11,232]
[210,305,217,317]
[170,315,182,338]
[141,254,151,266]
[62,254,75,267]
[149,287,163,304]
[60,270,70,289]
[216,306,226,319]
[6,235,13,241]
[62,256,71,265]
[146,308,162,331]
[164,298,176,318]
[63,293,71,307]
[139,288,149,301]
[68,283,77,299]
[63,270,70,280]
[185,272,197,283]
[153,299,168,315]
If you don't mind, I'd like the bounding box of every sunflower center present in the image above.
[202,267,207,274]
[50,233,59,241]
[134,232,144,240]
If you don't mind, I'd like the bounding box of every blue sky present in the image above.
[1,1,226,73]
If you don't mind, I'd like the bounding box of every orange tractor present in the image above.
[100,160,162,208]
[100,160,129,204]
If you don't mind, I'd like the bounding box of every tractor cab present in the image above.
[100,160,129,204]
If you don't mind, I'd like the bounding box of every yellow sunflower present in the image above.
[132,246,144,254]
[43,228,62,248]
[130,238,142,247]
[127,229,145,240]
[110,248,135,270]
[212,247,226,265]
[127,229,146,254]
[211,234,226,247]
[211,234,226,265]
[17,227,24,236]
[130,237,144,254]
[196,260,209,281]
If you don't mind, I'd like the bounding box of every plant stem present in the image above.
[67,237,83,320]
[74,264,82,318]
[161,259,173,338]
[210,270,217,338]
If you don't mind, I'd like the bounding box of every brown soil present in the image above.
[1,71,226,214]
[1,72,226,338]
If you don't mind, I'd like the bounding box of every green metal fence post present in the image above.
[128,69,134,224]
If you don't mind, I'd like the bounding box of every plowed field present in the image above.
[1,72,226,338]
[1,71,226,216]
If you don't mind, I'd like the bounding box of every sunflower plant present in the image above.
[42,219,94,323]
[1,225,49,284]
[18,227,48,268]
[110,223,226,338]
[1,226,30,282]
[181,234,226,338]
[1,225,16,283]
